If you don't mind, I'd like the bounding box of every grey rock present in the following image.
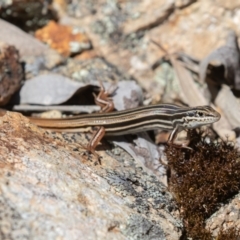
[0,111,183,240]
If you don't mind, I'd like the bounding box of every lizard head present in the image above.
[175,106,221,129]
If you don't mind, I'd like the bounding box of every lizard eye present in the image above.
[197,112,203,117]
[188,112,194,117]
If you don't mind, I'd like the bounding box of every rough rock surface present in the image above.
[206,193,240,237]
[0,112,182,239]
[58,0,240,100]
[35,21,91,57]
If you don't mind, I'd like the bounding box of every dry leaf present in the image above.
[19,74,87,105]
[199,30,240,90]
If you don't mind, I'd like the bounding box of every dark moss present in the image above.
[217,227,240,240]
[166,129,240,239]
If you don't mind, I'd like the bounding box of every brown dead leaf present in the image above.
[0,43,23,106]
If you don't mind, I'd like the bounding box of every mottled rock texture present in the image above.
[0,112,182,239]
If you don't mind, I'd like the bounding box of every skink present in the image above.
[28,104,221,155]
